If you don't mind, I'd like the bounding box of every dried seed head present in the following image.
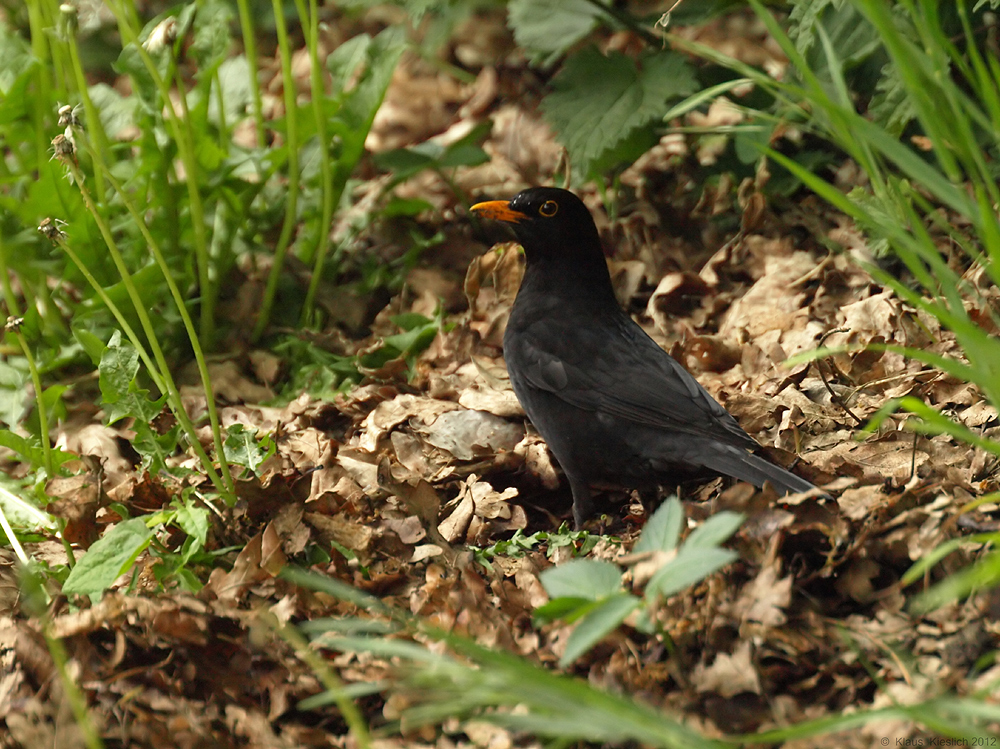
[59,3,78,34]
[58,103,83,129]
[38,218,68,242]
[51,133,76,160]
[4,316,24,334]
[144,17,178,54]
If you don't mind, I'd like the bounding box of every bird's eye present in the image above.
[539,200,559,217]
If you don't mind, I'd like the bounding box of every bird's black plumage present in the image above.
[470,187,819,527]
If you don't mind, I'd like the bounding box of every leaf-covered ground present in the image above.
[2,8,999,749]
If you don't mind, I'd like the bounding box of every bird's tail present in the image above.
[701,445,820,497]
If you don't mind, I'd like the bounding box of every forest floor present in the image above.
[2,6,998,749]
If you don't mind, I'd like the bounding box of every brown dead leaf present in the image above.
[646,271,713,334]
[721,246,818,341]
[303,512,373,555]
[357,394,462,452]
[152,605,210,646]
[413,408,523,461]
[204,530,270,602]
[730,555,792,630]
[437,491,475,543]
[457,384,523,418]
[691,640,761,697]
[382,514,426,545]
[45,471,103,548]
[514,433,561,490]
[837,485,890,521]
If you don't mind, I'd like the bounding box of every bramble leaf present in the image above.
[542,48,697,177]
[507,0,601,66]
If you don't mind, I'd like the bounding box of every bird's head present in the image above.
[470,187,603,262]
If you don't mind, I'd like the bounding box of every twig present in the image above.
[816,328,864,426]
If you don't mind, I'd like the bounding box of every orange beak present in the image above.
[469,200,529,224]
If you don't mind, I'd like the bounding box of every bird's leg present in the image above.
[568,475,596,530]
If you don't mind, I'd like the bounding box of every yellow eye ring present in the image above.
[539,200,558,217]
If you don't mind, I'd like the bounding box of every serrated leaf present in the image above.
[0,359,28,429]
[646,546,738,599]
[224,423,274,473]
[88,83,139,141]
[174,502,209,548]
[788,0,838,54]
[63,518,155,597]
[633,496,683,554]
[190,0,234,71]
[132,418,179,475]
[106,389,166,425]
[209,56,254,128]
[559,593,641,667]
[533,596,594,622]
[868,61,917,137]
[684,511,744,549]
[507,0,601,66]
[0,23,35,93]
[540,558,621,600]
[0,429,74,470]
[98,330,139,404]
[542,48,697,177]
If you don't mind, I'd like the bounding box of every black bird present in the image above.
[470,187,820,527]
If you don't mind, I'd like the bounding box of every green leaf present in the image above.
[375,120,491,183]
[559,593,641,667]
[646,546,738,599]
[340,27,406,136]
[540,558,621,600]
[0,359,28,429]
[788,0,838,55]
[533,596,593,622]
[209,56,254,127]
[0,482,57,530]
[542,48,697,177]
[63,518,155,597]
[174,501,210,549]
[684,511,744,549]
[0,56,37,126]
[190,0,234,72]
[224,423,275,473]
[507,0,601,66]
[391,312,433,331]
[867,60,917,137]
[0,429,74,470]
[98,331,139,404]
[327,33,372,85]
[88,83,140,142]
[131,418,180,475]
[633,496,684,554]
[0,23,36,93]
[911,550,1000,614]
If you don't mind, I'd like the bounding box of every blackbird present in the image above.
[470,186,820,527]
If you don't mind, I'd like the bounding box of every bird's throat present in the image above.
[519,254,621,312]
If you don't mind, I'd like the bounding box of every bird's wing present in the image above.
[509,314,757,449]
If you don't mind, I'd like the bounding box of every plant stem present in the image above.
[298,0,336,325]
[87,153,236,495]
[235,0,266,149]
[252,0,302,341]
[52,163,230,499]
[106,0,216,347]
